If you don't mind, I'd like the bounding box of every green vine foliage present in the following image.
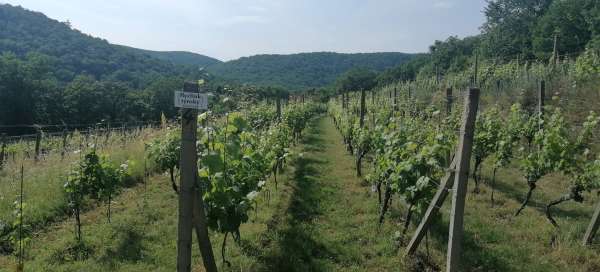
[472,106,503,191]
[196,104,321,243]
[64,149,126,240]
[147,129,181,193]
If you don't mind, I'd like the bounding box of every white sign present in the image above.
[174,91,208,110]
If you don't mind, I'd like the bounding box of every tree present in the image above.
[335,67,377,93]
[480,0,553,59]
[533,0,592,59]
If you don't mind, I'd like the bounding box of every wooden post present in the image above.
[178,82,198,271]
[193,176,218,272]
[34,127,42,162]
[583,201,600,245]
[17,164,24,271]
[473,53,479,87]
[538,80,545,131]
[446,87,453,116]
[61,129,68,160]
[0,133,6,169]
[276,97,282,121]
[496,80,501,97]
[393,87,398,112]
[371,90,375,105]
[552,33,558,66]
[406,159,457,256]
[359,89,366,128]
[177,82,217,272]
[538,80,545,116]
[446,88,479,272]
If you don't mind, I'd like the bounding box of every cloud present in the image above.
[215,15,269,26]
[433,1,455,9]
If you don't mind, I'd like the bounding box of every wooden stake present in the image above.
[276,96,282,121]
[18,164,24,271]
[446,87,453,116]
[538,80,545,116]
[61,129,68,160]
[473,53,479,87]
[406,159,457,256]
[583,201,600,246]
[177,82,216,272]
[193,176,218,272]
[552,33,558,66]
[34,127,42,162]
[359,89,366,128]
[539,80,545,131]
[393,87,398,112]
[0,133,6,169]
[447,88,479,272]
[371,90,375,105]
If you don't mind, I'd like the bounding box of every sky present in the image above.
[3,0,488,61]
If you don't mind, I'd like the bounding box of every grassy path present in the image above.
[251,117,409,271]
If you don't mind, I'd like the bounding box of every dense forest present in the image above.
[0,4,211,132]
[206,52,415,89]
[116,45,222,67]
[374,0,600,86]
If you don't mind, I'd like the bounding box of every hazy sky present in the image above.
[3,0,488,61]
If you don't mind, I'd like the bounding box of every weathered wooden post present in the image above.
[359,89,366,128]
[105,122,111,145]
[583,201,600,245]
[276,96,282,121]
[61,128,68,160]
[552,33,558,66]
[447,88,479,272]
[371,90,375,105]
[539,80,545,115]
[496,80,501,96]
[176,82,217,272]
[0,133,6,169]
[538,80,545,131]
[34,126,42,162]
[393,87,398,112]
[355,89,367,176]
[446,87,453,116]
[17,164,24,272]
[473,52,479,87]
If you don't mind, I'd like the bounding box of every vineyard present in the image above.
[0,54,598,271]
[1,1,600,270]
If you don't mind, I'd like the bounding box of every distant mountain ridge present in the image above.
[116,45,222,67]
[0,3,415,90]
[0,4,206,86]
[207,52,415,90]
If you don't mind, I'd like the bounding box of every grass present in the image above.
[2,117,600,271]
[0,127,159,251]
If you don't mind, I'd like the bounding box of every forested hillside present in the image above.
[0,4,202,85]
[207,52,415,90]
[0,4,208,131]
[116,45,222,67]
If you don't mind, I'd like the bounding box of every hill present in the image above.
[116,45,222,67]
[0,4,201,86]
[207,52,415,90]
